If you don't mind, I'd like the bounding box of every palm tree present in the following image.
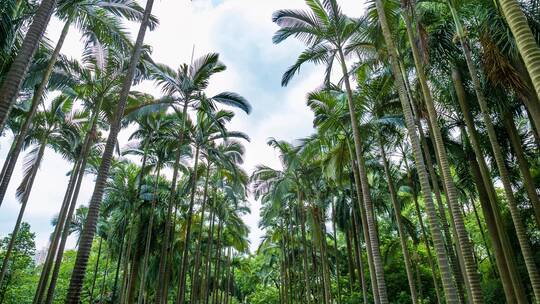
[64,0,157,300]
[446,0,540,299]
[0,0,57,128]
[272,1,389,301]
[0,94,78,285]
[369,0,460,302]
[149,53,251,303]
[0,0,157,207]
[396,1,484,301]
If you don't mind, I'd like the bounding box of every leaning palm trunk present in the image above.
[176,145,201,304]
[45,120,96,304]
[452,69,528,302]
[498,0,540,103]
[503,111,540,227]
[351,159,379,303]
[337,46,388,303]
[201,201,217,303]
[64,0,155,300]
[448,5,540,299]
[378,136,418,303]
[0,139,46,285]
[0,20,71,207]
[401,2,484,301]
[452,69,527,303]
[0,0,57,129]
[373,0,460,302]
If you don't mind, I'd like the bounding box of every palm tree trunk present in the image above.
[89,237,104,304]
[137,165,161,304]
[403,3,475,300]
[176,145,201,304]
[337,46,388,303]
[0,0,57,129]
[498,0,540,102]
[378,136,418,303]
[0,139,46,285]
[449,7,540,296]
[349,157,379,303]
[190,164,211,304]
[298,191,312,304]
[401,148,443,304]
[401,60,466,300]
[201,202,217,304]
[503,110,540,227]
[373,1,460,302]
[351,209,368,304]
[64,0,155,300]
[331,202,342,304]
[452,69,527,303]
[0,19,70,207]
[156,102,189,304]
[345,228,356,292]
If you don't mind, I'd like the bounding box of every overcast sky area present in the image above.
[0,0,364,253]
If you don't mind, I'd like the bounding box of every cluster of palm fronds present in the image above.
[0,0,254,303]
[249,0,540,303]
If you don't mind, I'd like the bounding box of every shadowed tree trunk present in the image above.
[0,0,57,129]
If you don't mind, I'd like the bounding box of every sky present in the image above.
[0,0,364,254]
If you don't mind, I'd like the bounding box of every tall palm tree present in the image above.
[149,53,251,303]
[369,0,460,302]
[396,1,484,302]
[272,1,389,301]
[64,0,157,300]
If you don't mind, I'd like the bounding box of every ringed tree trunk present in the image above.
[0,139,46,285]
[448,4,540,299]
[452,69,527,303]
[378,136,418,303]
[337,46,388,303]
[503,110,540,227]
[400,148,443,304]
[0,0,57,129]
[0,20,70,207]
[498,0,540,102]
[373,0,459,302]
[64,0,156,300]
